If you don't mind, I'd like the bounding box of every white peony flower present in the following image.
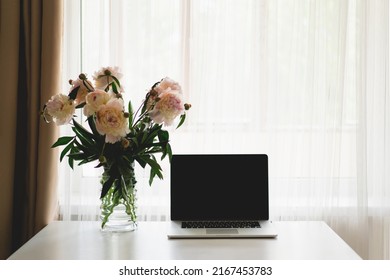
[147,78,185,126]
[45,94,75,125]
[92,66,123,90]
[95,98,130,143]
[149,90,184,126]
[154,77,182,95]
[83,90,112,117]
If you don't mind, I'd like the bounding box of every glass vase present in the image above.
[100,163,137,232]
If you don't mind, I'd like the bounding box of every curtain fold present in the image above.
[0,0,63,259]
[0,0,21,261]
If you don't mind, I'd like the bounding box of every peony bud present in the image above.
[79,73,87,80]
[184,103,192,110]
[99,156,107,163]
[104,69,111,76]
[68,79,73,85]
[121,138,130,149]
[123,112,130,118]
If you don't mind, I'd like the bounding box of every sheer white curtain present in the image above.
[59,0,390,259]
[360,0,390,260]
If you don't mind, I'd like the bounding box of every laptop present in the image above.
[167,154,278,238]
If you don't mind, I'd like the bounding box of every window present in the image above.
[56,0,390,260]
[59,0,358,221]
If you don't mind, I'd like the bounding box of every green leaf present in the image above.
[162,143,173,162]
[73,139,89,152]
[144,126,161,145]
[132,137,139,148]
[60,141,74,162]
[73,119,96,146]
[149,168,156,186]
[87,116,100,136]
[141,131,148,144]
[111,75,121,88]
[68,86,79,100]
[101,176,115,199]
[128,101,134,129]
[78,159,89,166]
[158,130,169,143]
[68,156,74,169]
[68,148,76,169]
[78,156,98,166]
[148,155,163,185]
[135,156,147,168]
[176,113,186,129]
[111,82,119,94]
[138,154,163,185]
[75,102,86,109]
[149,165,163,186]
[72,127,94,148]
[148,141,169,147]
[138,154,152,167]
[51,136,74,148]
[166,143,173,162]
[68,153,85,161]
[73,119,95,139]
[68,148,91,161]
[94,161,106,168]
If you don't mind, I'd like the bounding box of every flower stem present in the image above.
[132,99,151,128]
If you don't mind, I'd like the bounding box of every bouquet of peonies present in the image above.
[42,67,190,230]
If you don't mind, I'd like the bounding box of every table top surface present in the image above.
[8,221,361,260]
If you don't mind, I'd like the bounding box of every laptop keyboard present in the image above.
[182,221,261,228]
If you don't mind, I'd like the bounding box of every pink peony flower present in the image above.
[154,77,182,94]
[45,94,75,125]
[70,78,93,105]
[92,66,123,90]
[149,90,184,126]
[95,98,130,143]
[83,90,112,116]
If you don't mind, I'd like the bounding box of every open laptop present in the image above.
[167,154,278,238]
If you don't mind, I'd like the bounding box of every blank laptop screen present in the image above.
[170,154,269,221]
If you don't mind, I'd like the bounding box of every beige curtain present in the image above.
[0,0,63,259]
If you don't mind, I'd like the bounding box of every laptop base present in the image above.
[167,221,278,239]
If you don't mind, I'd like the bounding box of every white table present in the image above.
[8,221,361,260]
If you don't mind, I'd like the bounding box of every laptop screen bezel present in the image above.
[170,154,269,221]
